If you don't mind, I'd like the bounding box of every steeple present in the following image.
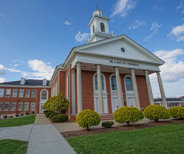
[87,8,113,44]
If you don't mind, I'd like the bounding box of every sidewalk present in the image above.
[26,114,77,154]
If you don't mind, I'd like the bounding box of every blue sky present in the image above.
[0,0,184,98]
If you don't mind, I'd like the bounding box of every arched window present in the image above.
[125,76,133,91]
[100,22,105,32]
[93,25,95,33]
[94,74,105,91]
[110,75,117,91]
[41,90,47,99]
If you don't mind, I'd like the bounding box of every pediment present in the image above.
[74,35,164,65]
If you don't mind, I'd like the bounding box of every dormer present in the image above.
[43,78,47,86]
[20,77,26,85]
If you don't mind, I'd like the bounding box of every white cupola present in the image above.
[20,77,26,85]
[87,7,113,44]
[43,78,47,86]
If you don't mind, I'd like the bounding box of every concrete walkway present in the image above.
[26,114,77,154]
[0,124,33,141]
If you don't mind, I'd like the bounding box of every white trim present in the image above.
[67,73,70,99]
[109,74,117,93]
[40,89,49,103]
[0,85,50,88]
[124,75,134,94]
[93,72,107,94]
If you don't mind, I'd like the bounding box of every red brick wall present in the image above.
[59,71,65,94]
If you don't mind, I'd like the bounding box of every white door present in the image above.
[94,96,108,113]
[127,97,136,107]
[112,97,119,112]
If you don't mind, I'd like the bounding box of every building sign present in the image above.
[109,60,139,66]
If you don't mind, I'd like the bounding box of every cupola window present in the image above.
[100,22,105,32]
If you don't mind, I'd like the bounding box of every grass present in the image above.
[0,139,28,154]
[0,115,36,127]
[67,123,184,154]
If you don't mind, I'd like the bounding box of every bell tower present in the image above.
[87,7,113,44]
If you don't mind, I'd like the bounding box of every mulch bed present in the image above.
[48,118,76,124]
[61,119,184,138]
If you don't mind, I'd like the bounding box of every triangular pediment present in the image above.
[74,35,164,65]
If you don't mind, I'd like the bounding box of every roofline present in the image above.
[0,85,51,88]
[88,15,110,27]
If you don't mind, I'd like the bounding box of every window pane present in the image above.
[41,90,47,99]
[0,102,2,111]
[5,89,11,97]
[17,102,23,111]
[125,77,133,91]
[25,90,30,98]
[31,102,35,110]
[94,75,105,91]
[12,89,18,97]
[111,75,117,90]
[4,102,9,111]
[24,102,29,110]
[31,90,36,98]
[0,89,4,97]
[100,23,105,32]
[10,102,16,111]
[19,89,24,97]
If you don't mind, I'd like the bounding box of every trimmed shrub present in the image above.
[49,112,59,119]
[102,121,114,128]
[45,111,53,118]
[43,110,48,114]
[114,106,144,125]
[77,109,101,131]
[25,112,29,115]
[20,113,24,116]
[3,115,7,119]
[16,114,19,117]
[144,105,171,122]
[169,106,184,119]
[32,111,35,114]
[51,114,68,123]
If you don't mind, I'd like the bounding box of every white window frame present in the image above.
[24,102,29,111]
[12,89,18,97]
[19,89,24,97]
[3,102,9,111]
[31,90,36,98]
[109,74,117,93]
[10,102,16,111]
[17,102,23,111]
[25,89,30,98]
[0,89,4,97]
[5,89,11,97]
[31,102,35,110]
[67,74,69,98]
[124,75,134,94]
[93,73,107,94]
[41,90,48,100]
[0,102,2,111]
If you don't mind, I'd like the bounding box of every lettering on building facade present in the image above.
[109,60,139,66]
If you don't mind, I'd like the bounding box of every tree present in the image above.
[43,93,70,114]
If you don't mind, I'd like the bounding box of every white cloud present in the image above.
[145,21,162,41]
[11,59,24,63]
[111,0,136,18]
[0,13,5,18]
[22,59,54,80]
[75,31,90,42]
[182,17,184,21]
[167,23,184,42]
[0,78,6,83]
[0,64,7,75]
[8,64,21,73]
[64,21,72,25]
[176,1,184,13]
[128,20,146,30]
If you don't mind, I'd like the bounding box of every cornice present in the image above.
[0,85,51,88]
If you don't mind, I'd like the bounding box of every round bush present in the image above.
[102,121,114,128]
[169,106,184,119]
[3,115,7,119]
[49,112,59,119]
[51,114,68,123]
[144,105,171,122]
[45,111,53,118]
[76,109,101,131]
[43,110,48,114]
[114,106,144,125]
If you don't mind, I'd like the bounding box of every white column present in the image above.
[145,70,154,105]
[131,68,140,110]
[97,64,104,115]
[71,69,76,115]
[77,63,82,114]
[157,72,167,108]
[115,67,123,108]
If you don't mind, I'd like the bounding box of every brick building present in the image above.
[0,8,167,119]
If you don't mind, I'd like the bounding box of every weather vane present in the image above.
[96,4,98,9]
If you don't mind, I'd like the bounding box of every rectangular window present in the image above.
[19,89,24,97]
[0,102,2,111]
[5,89,11,97]
[25,89,30,98]
[12,89,18,97]
[3,102,9,111]
[67,74,69,98]
[31,102,35,110]
[24,102,29,110]
[17,102,23,111]
[10,102,16,111]
[0,89,4,97]
[31,90,36,98]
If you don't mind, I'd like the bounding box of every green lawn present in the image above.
[0,115,36,127]
[67,123,184,154]
[0,139,28,154]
